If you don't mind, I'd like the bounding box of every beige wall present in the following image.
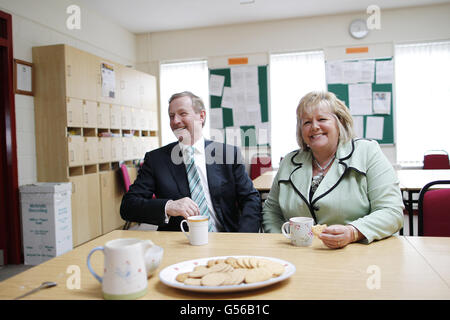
[136,3,450,164]
[3,2,450,184]
[137,4,450,64]
[0,0,136,185]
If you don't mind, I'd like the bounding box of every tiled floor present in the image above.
[0,264,34,282]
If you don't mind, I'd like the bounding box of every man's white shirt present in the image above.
[164,137,223,231]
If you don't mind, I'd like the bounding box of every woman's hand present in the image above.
[318,224,354,249]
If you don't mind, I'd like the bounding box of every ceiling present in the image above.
[76,0,450,34]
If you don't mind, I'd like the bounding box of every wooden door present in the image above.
[140,73,157,109]
[67,136,84,167]
[66,97,83,127]
[65,46,89,100]
[82,100,97,128]
[97,103,110,128]
[99,171,125,233]
[0,10,21,264]
[120,66,139,107]
[98,137,111,163]
[70,174,101,247]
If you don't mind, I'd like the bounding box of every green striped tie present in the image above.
[186,146,213,231]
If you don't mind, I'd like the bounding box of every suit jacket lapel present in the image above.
[288,150,313,205]
[204,140,223,197]
[310,160,346,203]
[310,140,355,204]
[166,143,190,196]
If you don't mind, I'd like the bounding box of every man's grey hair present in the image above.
[168,91,205,113]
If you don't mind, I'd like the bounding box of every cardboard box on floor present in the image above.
[19,183,73,265]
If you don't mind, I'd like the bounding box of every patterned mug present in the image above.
[281,217,314,247]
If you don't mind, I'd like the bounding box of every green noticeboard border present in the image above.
[209,65,269,147]
[327,57,394,145]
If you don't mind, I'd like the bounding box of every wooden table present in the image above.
[0,231,449,300]
[252,170,277,193]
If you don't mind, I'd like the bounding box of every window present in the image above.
[269,51,326,167]
[159,60,209,146]
[395,41,450,164]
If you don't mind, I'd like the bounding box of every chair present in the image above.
[119,163,131,192]
[120,163,155,230]
[119,164,132,230]
[250,154,273,180]
[417,180,450,236]
[423,150,450,169]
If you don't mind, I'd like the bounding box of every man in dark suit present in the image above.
[120,91,262,232]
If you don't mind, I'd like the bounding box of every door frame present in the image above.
[0,10,22,264]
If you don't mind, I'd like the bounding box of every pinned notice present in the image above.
[373,92,391,114]
[376,60,394,84]
[349,83,373,115]
[209,108,223,129]
[209,74,225,96]
[101,63,115,98]
[365,116,384,140]
[353,116,364,138]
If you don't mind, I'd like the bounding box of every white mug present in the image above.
[180,215,209,246]
[281,217,314,247]
[87,238,163,300]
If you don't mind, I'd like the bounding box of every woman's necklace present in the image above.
[311,154,335,195]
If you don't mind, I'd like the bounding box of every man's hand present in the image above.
[165,197,200,219]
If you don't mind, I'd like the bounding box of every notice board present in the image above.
[208,65,269,147]
[326,57,394,144]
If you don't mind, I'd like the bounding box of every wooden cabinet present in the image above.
[140,72,157,109]
[68,136,84,167]
[70,174,102,246]
[121,106,132,130]
[33,44,160,247]
[119,65,140,107]
[110,104,122,129]
[99,171,125,234]
[83,101,97,128]
[84,137,98,165]
[67,98,83,127]
[97,103,110,128]
[111,137,123,161]
[65,46,97,101]
[98,137,111,163]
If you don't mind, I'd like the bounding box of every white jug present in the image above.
[87,238,163,300]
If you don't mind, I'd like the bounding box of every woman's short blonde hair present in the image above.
[296,91,355,150]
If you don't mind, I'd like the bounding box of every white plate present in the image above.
[158,255,296,293]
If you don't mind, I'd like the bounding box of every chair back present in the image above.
[119,163,131,192]
[120,162,155,230]
[423,150,450,169]
[418,180,450,236]
[250,154,272,180]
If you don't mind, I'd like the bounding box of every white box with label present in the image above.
[19,183,73,265]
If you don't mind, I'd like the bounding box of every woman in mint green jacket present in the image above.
[262,91,404,248]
